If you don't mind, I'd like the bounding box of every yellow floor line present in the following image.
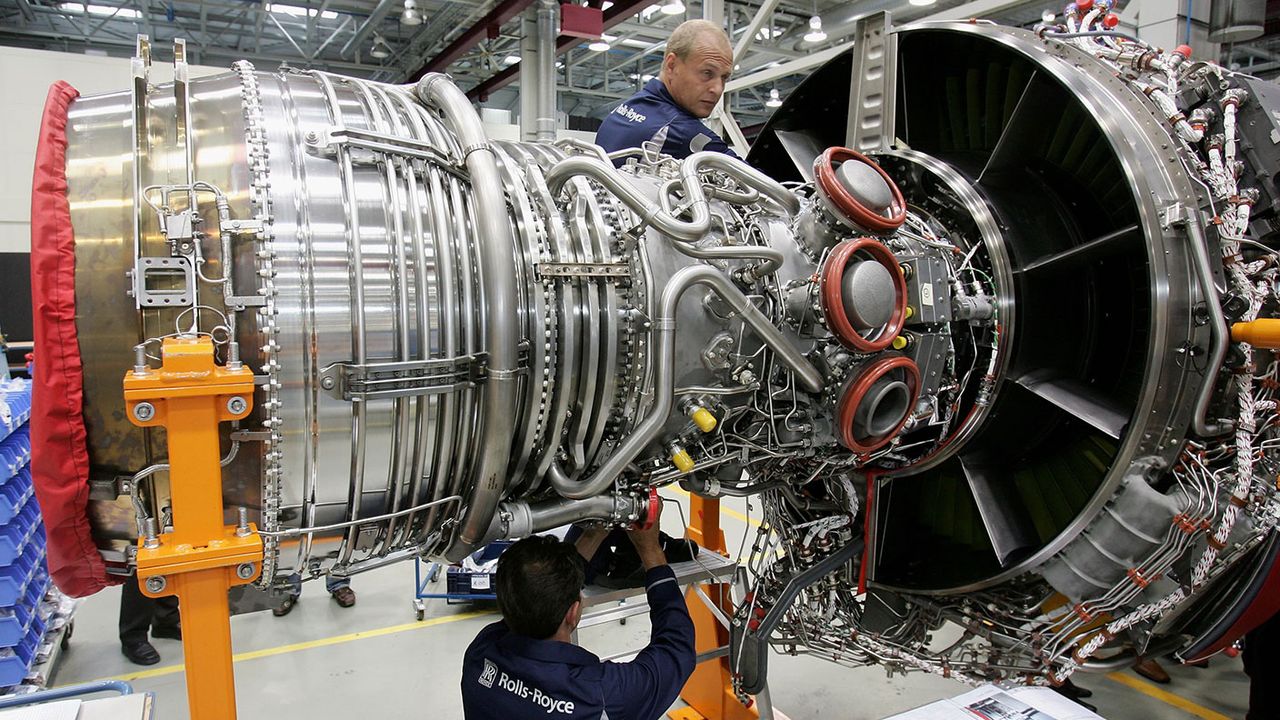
[1104,671,1232,720]
[82,609,495,685]
[662,487,763,528]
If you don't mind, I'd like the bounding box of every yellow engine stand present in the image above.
[123,336,263,720]
[672,495,758,720]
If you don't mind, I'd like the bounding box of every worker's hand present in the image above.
[573,525,610,562]
[626,500,667,571]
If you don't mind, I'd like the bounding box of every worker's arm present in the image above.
[601,507,697,720]
[574,526,609,562]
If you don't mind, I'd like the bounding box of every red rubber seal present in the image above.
[821,238,908,352]
[29,81,120,598]
[814,147,906,234]
[836,356,921,454]
[632,487,660,531]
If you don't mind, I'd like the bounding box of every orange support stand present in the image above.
[123,336,263,720]
[671,495,758,720]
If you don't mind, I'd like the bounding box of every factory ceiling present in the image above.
[1,0,1276,129]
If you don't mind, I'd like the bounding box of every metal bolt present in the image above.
[227,396,248,415]
[321,377,336,390]
[143,517,161,549]
[236,507,251,537]
[236,563,257,580]
[145,576,167,593]
[305,130,319,144]
[133,402,155,422]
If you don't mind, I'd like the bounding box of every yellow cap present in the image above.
[690,407,718,433]
[904,305,915,319]
[892,335,909,350]
[671,447,696,473]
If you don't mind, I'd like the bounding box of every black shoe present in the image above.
[272,595,298,617]
[1057,678,1093,699]
[151,624,182,641]
[122,640,160,666]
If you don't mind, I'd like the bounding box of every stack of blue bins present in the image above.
[0,378,49,688]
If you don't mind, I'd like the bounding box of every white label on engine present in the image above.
[472,574,491,590]
[921,283,934,306]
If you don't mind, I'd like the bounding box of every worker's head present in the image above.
[495,535,586,639]
[660,19,733,119]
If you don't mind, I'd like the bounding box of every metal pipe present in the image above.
[258,495,463,537]
[1185,214,1233,436]
[414,75,523,562]
[491,494,643,540]
[535,0,558,142]
[552,265,824,499]
[545,151,799,244]
[546,156,711,241]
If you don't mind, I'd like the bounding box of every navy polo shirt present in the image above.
[461,565,695,720]
[595,78,738,163]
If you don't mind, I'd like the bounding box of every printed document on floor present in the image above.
[886,683,1104,720]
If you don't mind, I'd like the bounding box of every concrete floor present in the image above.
[50,491,1249,720]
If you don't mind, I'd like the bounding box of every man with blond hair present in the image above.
[596,18,737,160]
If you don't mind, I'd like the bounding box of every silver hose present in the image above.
[550,265,824,499]
[414,75,522,562]
[1185,215,1232,436]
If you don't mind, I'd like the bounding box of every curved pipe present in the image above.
[657,182,786,278]
[414,75,523,561]
[551,265,824,499]
[544,151,801,243]
[1186,216,1233,436]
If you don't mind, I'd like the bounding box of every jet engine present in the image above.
[28,10,1280,694]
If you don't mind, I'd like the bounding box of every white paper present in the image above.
[0,699,81,720]
[470,574,490,591]
[886,683,1104,720]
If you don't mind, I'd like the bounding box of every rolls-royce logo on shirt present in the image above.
[479,659,498,688]
[613,104,647,124]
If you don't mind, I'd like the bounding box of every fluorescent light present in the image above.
[803,15,826,43]
[907,0,935,6]
[660,0,685,15]
[765,88,781,108]
[267,3,338,20]
[503,55,521,65]
[58,3,141,18]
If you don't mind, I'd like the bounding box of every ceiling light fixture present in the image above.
[59,2,141,18]
[907,0,936,6]
[766,88,782,108]
[660,0,685,16]
[401,0,422,26]
[588,33,616,52]
[803,15,826,43]
[370,35,391,59]
[503,55,522,65]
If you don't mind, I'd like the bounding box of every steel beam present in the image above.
[410,0,537,80]
[465,0,652,100]
[724,40,852,93]
[340,0,399,57]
